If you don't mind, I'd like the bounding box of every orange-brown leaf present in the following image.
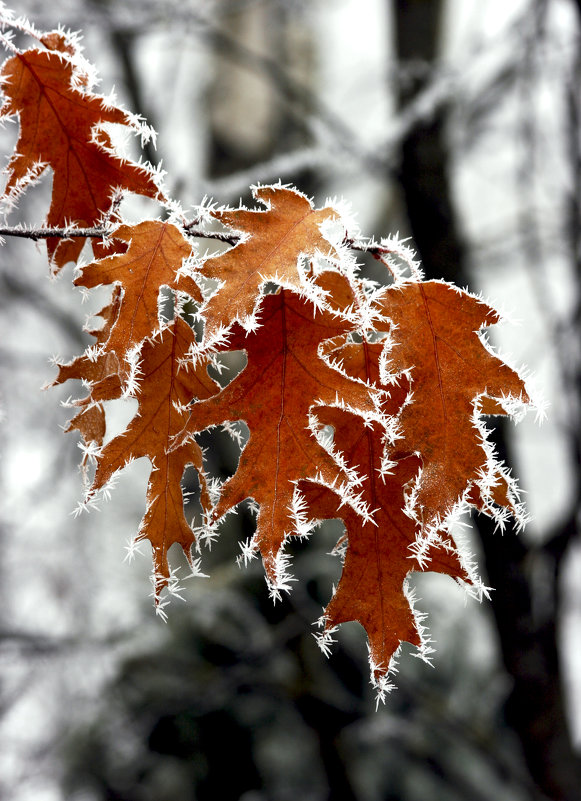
[200,186,340,342]
[90,317,220,582]
[178,288,378,586]
[379,280,529,527]
[74,221,202,364]
[300,408,469,678]
[0,47,160,268]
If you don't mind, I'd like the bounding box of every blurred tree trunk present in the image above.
[393,1,581,799]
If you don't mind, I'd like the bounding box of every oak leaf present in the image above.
[379,280,529,529]
[89,317,220,583]
[74,221,202,366]
[0,45,160,268]
[177,287,379,588]
[199,186,341,343]
[297,329,507,686]
[301,409,469,688]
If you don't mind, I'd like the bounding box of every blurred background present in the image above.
[1,0,580,799]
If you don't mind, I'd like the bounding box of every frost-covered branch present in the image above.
[0,225,109,241]
[0,223,412,268]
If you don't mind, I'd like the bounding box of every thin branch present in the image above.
[0,225,109,241]
[181,222,239,245]
[0,223,396,261]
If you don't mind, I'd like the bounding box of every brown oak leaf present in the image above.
[74,221,202,366]
[0,46,160,268]
[300,407,469,685]
[176,288,379,588]
[89,317,220,583]
[199,185,341,343]
[378,280,529,529]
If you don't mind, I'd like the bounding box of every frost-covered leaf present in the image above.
[199,185,341,343]
[301,410,470,688]
[0,41,160,268]
[89,317,219,585]
[75,221,202,365]
[378,279,529,531]
[176,287,379,590]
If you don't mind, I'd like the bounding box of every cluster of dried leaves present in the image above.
[0,9,534,694]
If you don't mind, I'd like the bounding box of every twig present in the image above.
[0,223,398,261]
[0,225,109,241]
